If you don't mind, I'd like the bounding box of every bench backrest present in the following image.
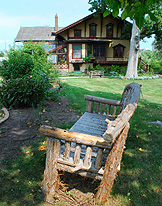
[103,82,141,142]
[118,82,141,114]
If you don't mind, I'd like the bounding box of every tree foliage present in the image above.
[0,51,4,57]
[88,0,160,29]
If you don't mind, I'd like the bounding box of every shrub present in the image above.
[109,65,126,75]
[0,49,34,80]
[0,76,52,108]
[89,64,104,71]
[0,42,58,108]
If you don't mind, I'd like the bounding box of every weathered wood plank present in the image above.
[95,102,100,114]
[74,144,81,165]
[86,101,94,113]
[70,112,115,137]
[101,103,105,115]
[112,105,117,116]
[84,146,92,169]
[85,95,121,106]
[106,105,111,115]
[64,141,71,160]
[95,148,103,169]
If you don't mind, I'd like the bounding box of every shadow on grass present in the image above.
[0,83,162,205]
[0,138,46,205]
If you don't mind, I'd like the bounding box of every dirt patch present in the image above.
[0,96,80,163]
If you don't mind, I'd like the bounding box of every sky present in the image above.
[0,0,154,52]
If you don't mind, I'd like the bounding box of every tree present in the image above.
[88,0,161,77]
[0,51,4,57]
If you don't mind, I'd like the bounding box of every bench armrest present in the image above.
[40,125,111,149]
[103,103,136,143]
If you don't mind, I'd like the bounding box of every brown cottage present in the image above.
[15,13,131,72]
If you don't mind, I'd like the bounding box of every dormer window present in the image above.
[106,23,114,37]
[74,29,81,38]
[89,23,97,37]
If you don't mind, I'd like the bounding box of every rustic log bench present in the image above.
[40,82,141,204]
[89,70,104,78]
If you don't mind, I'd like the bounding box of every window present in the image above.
[88,44,92,56]
[93,44,105,59]
[72,44,82,59]
[89,23,97,37]
[106,23,114,37]
[113,44,125,58]
[74,29,81,37]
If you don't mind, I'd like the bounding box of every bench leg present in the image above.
[42,138,60,203]
[95,123,130,204]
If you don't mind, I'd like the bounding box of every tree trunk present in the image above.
[125,20,140,78]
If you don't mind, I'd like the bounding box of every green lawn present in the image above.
[0,78,162,206]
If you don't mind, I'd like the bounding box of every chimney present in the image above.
[55,14,58,31]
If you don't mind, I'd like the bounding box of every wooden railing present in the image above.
[85,95,122,116]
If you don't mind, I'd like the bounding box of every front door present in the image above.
[74,64,80,72]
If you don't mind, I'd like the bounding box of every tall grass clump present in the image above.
[0,42,58,108]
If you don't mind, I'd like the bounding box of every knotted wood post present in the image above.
[42,138,60,203]
[95,123,130,204]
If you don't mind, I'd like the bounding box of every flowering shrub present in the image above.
[0,42,58,108]
[55,83,66,93]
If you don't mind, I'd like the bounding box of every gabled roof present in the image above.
[15,26,63,42]
[55,12,130,35]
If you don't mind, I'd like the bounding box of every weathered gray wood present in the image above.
[95,148,103,169]
[64,141,71,160]
[101,103,105,115]
[85,95,121,106]
[112,105,117,116]
[106,105,111,115]
[103,82,141,142]
[95,102,100,114]
[86,101,94,113]
[74,144,81,165]
[84,146,92,169]
[70,112,114,137]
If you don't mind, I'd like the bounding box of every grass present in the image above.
[0,78,162,206]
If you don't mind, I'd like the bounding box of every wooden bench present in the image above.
[40,82,141,204]
[89,70,104,78]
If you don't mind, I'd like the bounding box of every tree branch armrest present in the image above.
[103,103,137,143]
[39,125,111,149]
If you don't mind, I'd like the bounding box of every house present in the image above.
[15,13,131,72]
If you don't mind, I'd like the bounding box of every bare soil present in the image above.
[0,96,79,163]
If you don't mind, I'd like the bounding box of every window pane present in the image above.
[88,44,92,56]
[73,45,81,58]
[119,46,123,57]
[74,30,81,37]
[114,47,118,57]
[90,25,96,37]
[107,24,113,37]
